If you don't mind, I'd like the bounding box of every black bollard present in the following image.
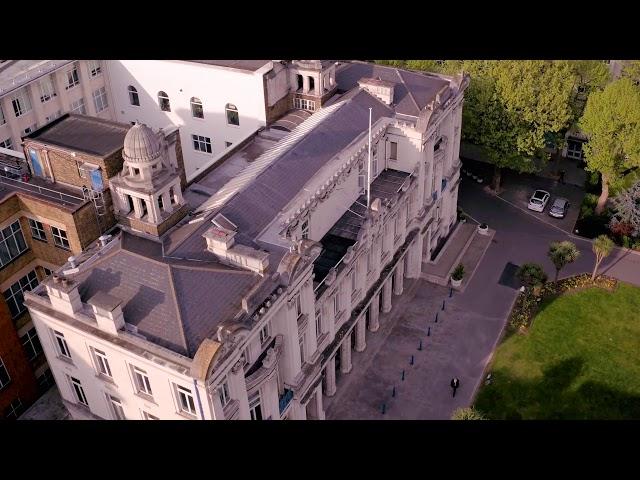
[382,403,386,414]
[410,355,415,366]
[442,299,445,311]
[450,287,453,298]
[402,370,405,381]
[428,326,431,336]
[418,339,423,350]
[435,312,438,323]
[392,386,396,397]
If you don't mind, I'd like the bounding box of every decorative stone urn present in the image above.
[478,223,489,236]
[451,277,462,288]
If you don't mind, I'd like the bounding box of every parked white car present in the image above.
[527,190,550,212]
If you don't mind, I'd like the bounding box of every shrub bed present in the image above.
[508,274,618,333]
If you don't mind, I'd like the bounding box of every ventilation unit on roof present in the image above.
[212,213,238,231]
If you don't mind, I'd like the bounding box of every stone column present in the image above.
[393,260,405,296]
[324,356,336,397]
[132,196,144,218]
[340,334,352,374]
[303,75,310,94]
[382,279,393,313]
[355,317,366,352]
[368,294,380,332]
[315,387,325,420]
[162,191,173,214]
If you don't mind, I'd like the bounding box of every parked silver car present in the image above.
[527,190,550,212]
[548,197,570,218]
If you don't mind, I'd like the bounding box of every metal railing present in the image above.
[278,388,294,415]
[0,171,85,205]
[313,241,359,295]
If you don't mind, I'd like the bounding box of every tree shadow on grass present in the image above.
[476,357,640,420]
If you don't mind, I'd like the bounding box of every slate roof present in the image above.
[25,114,131,158]
[335,62,450,117]
[169,89,394,259]
[72,232,258,357]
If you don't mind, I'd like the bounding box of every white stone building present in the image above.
[0,60,114,154]
[24,62,469,420]
[103,60,338,182]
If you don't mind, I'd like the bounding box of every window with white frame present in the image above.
[0,356,10,390]
[5,398,23,419]
[128,85,140,106]
[87,60,101,77]
[0,220,28,268]
[132,366,153,397]
[192,134,212,153]
[299,334,306,363]
[107,394,126,420]
[218,380,230,407]
[0,137,13,150]
[248,391,262,420]
[70,97,86,115]
[65,65,80,89]
[293,98,316,111]
[93,86,108,113]
[93,348,112,378]
[11,90,32,117]
[315,308,323,338]
[143,411,159,420]
[190,97,204,118]
[3,270,38,319]
[53,330,71,359]
[225,103,239,126]
[21,327,43,361]
[294,293,302,318]
[50,226,70,250]
[39,76,56,103]
[390,141,398,160]
[0,104,5,125]
[158,91,170,112]
[69,376,88,406]
[175,384,197,416]
[259,323,270,344]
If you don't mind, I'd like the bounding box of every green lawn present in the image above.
[475,283,640,419]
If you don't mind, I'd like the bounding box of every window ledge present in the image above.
[96,373,116,386]
[176,410,198,420]
[32,236,48,243]
[57,355,75,366]
[134,392,157,405]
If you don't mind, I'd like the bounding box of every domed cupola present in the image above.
[123,123,163,164]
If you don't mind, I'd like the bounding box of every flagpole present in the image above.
[367,107,372,208]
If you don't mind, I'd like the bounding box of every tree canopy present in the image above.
[579,78,640,213]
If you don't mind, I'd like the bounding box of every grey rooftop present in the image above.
[187,60,271,72]
[24,113,131,158]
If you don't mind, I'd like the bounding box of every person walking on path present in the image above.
[450,377,460,398]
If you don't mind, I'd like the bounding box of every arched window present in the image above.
[225,103,239,126]
[158,91,170,112]
[128,86,139,106]
[190,97,204,118]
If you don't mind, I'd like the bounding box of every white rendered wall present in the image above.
[104,60,271,182]
[29,308,212,420]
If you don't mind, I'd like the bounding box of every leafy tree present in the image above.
[374,60,407,68]
[404,60,441,72]
[517,263,548,288]
[451,407,487,420]
[452,61,576,190]
[578,78,640,214]
[592,235,615,280]
[621,60,640,83]
[548,241,580,282]
[610,180,640,237]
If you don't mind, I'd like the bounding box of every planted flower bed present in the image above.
[508,274,618,333]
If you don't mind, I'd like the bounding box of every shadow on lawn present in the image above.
[476,357,640,420]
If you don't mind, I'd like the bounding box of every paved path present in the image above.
[326,175,640,420]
